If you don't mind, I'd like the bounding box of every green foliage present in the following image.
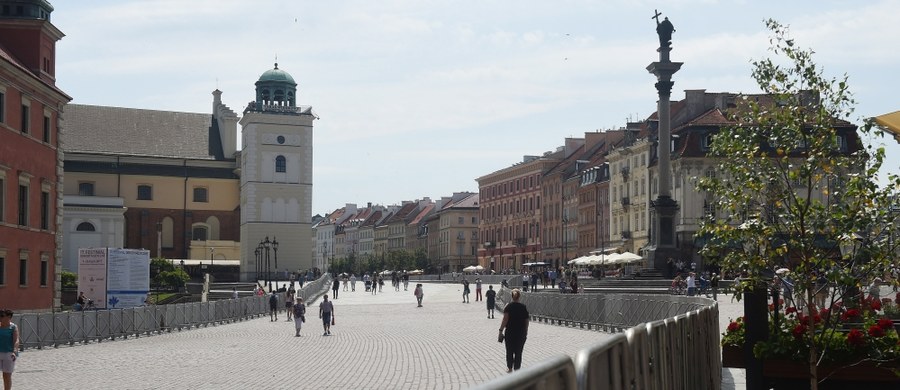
[59,270,78,289]
[150,258,187,289]
[702,19,900,372]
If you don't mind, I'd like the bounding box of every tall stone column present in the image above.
[645,13,682,271]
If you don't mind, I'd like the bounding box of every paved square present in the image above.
[16,283,613,389]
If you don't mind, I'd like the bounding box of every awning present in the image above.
[874,111,900,143]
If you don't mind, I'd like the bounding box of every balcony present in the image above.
[514,238,527,247]
[621,230,632,239]
[621,197,630,207]
[620,166,630,178]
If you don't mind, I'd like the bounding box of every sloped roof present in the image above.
[385,203,418,224]
[64,104,217,159]
[408,204,435,225]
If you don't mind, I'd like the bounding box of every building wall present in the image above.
[239,110,315,279]
[0,35,68,310]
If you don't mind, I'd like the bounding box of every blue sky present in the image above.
[51,0,900,214]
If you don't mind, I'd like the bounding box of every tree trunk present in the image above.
[807,288,818,390]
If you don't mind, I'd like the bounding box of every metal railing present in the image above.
[476,289,720,390]
[17,275,331,350]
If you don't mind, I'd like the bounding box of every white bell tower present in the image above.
[239,63,316,283]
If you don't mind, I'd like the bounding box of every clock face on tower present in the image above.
[277,135,285,144]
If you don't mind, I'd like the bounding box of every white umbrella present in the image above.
[462,265,477,273]
[475,265,484,271]
[522,262,534,267]
[617,252,643,262]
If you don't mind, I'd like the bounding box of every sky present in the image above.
[50,0,900,215]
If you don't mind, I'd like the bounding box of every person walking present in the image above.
[285,289,295,321]
[499,289,529,372]
[332,277,340,299]
[402,272,409,291]
[268,291,279,321]
[686,272,697,296]
[319,294,334,336]
[350,274,357,292]
[414,283,424,307]
[711,273,720,300]
[231,287,239,300]
[292,298,306,337]
[475,278,483,301]
[1,309,20,390]
[462,279,471,303]
[485,285,497,319]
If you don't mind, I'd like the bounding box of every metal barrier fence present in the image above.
[476,288,720,390]
[17,275,332,350]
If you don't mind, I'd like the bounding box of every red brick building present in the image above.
[0,0,71,311]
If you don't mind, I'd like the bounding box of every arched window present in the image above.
[275,155,286,173]
[162,217,174,248]
[76,222,95,231]
[192,225,208,241]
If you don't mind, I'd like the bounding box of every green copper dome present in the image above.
[257,63,296,86]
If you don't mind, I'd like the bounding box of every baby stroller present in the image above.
[365,280,372,292]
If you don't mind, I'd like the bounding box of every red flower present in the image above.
[846,328,865,346]
[727,321,742,333]
[813,315,821,324]
[870,299,882,311]
[768,303,775,311]
[841,308,861,322]
[792,324,807,339]
[819,308,831,319]
[785,307,797,315]
[868,325,885,338]
[877,318,893,330]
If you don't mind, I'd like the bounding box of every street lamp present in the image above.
[263,236,272,290]
[272,237,279,281]
[254,246,261,283]
[209,247,215,272]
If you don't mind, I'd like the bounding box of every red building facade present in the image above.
[0,1,71,311]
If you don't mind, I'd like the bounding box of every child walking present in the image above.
[292,298,306,336]
[414,284,424,307]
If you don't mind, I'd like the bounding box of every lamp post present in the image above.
[263,236,272,290]
[254,246,261,283]
[272,237,279,281]
[562,216,569,269]
[209,247,215,272]
[322,242,328,274]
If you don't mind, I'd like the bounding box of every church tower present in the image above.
[240,63,316,282]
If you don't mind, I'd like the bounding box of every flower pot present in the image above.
[721,345,745,368]
[763,359,900,390]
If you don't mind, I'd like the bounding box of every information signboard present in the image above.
[77,247,151,309]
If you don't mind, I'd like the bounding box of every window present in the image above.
[0,255,5,285]
[19,257,26,286]
[836,135,847,152]
[0,177,4,222]
[137,185,152,200]
[40,190,49,230]
[458,216,464,225]
[78,182,94,196]
[457,231,464,240]
[42,115,50,143]
[21,104,29,134]
[701,134,714,151]
[0,91,5,123]
[17,184,27,226]
[40,257,48,286]
[275,155,286,173]
[76,222,95,231]
[193,187,208,202]
[192,225,208,241]
[471,216,477,224]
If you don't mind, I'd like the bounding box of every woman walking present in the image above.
[498,289,529,373]
[292,298,306,336]
[0,309,20,390]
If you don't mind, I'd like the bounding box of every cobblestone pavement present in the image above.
[16,283,614,390]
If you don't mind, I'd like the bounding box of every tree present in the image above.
[150,258,188,290]
[698,20,899,389]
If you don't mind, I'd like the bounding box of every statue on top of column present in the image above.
[652,10,675,49]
